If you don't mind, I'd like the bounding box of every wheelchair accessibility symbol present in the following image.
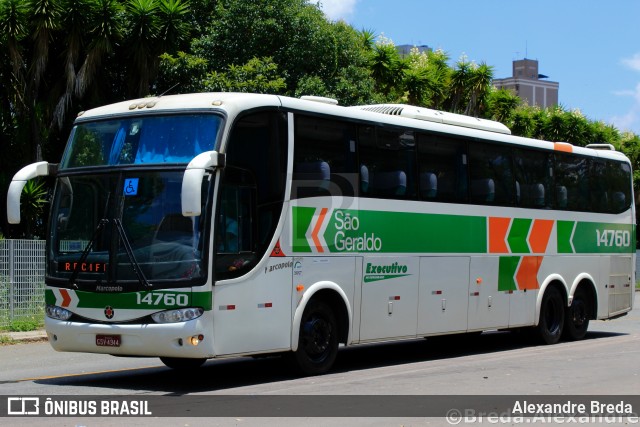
[124,178,139,196]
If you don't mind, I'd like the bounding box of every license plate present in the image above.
[96,334,121,347]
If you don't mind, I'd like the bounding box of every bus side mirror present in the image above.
[7,161,56,224]
[181,151,225,217]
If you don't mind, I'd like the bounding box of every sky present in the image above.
[316,0,640,136]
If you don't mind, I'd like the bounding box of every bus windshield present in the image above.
[60,114,222,168]
[49,170,212,289]
[48,113,222,289]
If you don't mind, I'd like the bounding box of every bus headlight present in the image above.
[46,305,73,321]
[151,307,204,324]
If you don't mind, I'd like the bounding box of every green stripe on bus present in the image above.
[322,209,487,253]
[45,289,55,305]
[558,221,634,254]
[292,207,633,255]
[507,218,532,254]
[556,221,575,253]
[292,206,315,252]
[571,222,634,254]
[45,289,212,311]
[498,256,519,292]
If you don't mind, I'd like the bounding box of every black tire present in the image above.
[291,299,338,376]
[563,288,590,341]
[536,286,565,345]
[160,356,207,370]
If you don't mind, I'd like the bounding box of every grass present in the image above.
[0,317,44,333]
[7,317,43,332]
[0,334,15,345]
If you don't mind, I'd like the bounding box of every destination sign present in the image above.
[59,262,108,273]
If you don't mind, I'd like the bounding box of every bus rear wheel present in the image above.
[291,300,338,376]
[563,288,590,341]
[160,356,207,370]
[536,286,565,345]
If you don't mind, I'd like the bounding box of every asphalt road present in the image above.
[1,293,639,426]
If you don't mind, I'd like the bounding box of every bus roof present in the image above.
[75,92,629,163]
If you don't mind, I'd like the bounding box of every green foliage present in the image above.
[202,57,286,94]
[194,0,341,91]
[0,335,14,345]
[369,35,404,97]
[68,126,105,167]
[619,132,640,190]
[7,317,43,332]
[486,88,521,123]
[0,272,45,332]
[157,51,209,93]
[21,179,49,239]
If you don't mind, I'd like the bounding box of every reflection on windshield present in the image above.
[50,171,210,287]
[61,114,222,169]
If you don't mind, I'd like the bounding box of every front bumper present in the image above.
[45,312,214,358]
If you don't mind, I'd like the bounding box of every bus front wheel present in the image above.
[160,356,207,370]
[536,286,565,345]
[291,299,338,376]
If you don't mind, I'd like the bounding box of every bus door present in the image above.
[608,255,634,316]
[417,257,470,335]
[467,257,510,331]
[360,256,419,341]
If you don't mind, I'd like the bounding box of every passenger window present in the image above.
[359,126,416,199]
[468,142,515,205]
[293,115,358,198]
[513,149,552,208]
[417,134,467,203]
[593,160,632,213]
[554,154,589,210]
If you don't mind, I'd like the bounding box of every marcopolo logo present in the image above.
[364,262,410,283]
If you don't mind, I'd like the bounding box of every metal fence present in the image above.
[0,239,46,329]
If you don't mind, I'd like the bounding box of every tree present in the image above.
[423,49,450,110]
[402,47,430,106]
[202,57,286,93]
[19,179,49,239]
[157,0,375,105]
[447,56,473,114]
[52,0,96,129]
[369,34,404,98]
[464,62,493,117]
[74,0,123,102]
[192,0,340,93]
[486,88,520,124]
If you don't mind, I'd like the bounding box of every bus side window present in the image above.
[554,153,589,210]
[292,115,358,199]
[417,134,467,203]
[358,126,416,200]
[599,160,632,213]
[513,148,551,208]
[468,141,515,206]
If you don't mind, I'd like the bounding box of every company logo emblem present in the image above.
[104,306,115,319]
[7,397,40,415]
[270,240,286,257]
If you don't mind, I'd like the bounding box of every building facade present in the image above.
[493,59,559,108]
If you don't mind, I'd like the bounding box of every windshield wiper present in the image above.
[113,218,152,289]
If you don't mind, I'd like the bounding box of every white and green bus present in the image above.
[7,93,635,374]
